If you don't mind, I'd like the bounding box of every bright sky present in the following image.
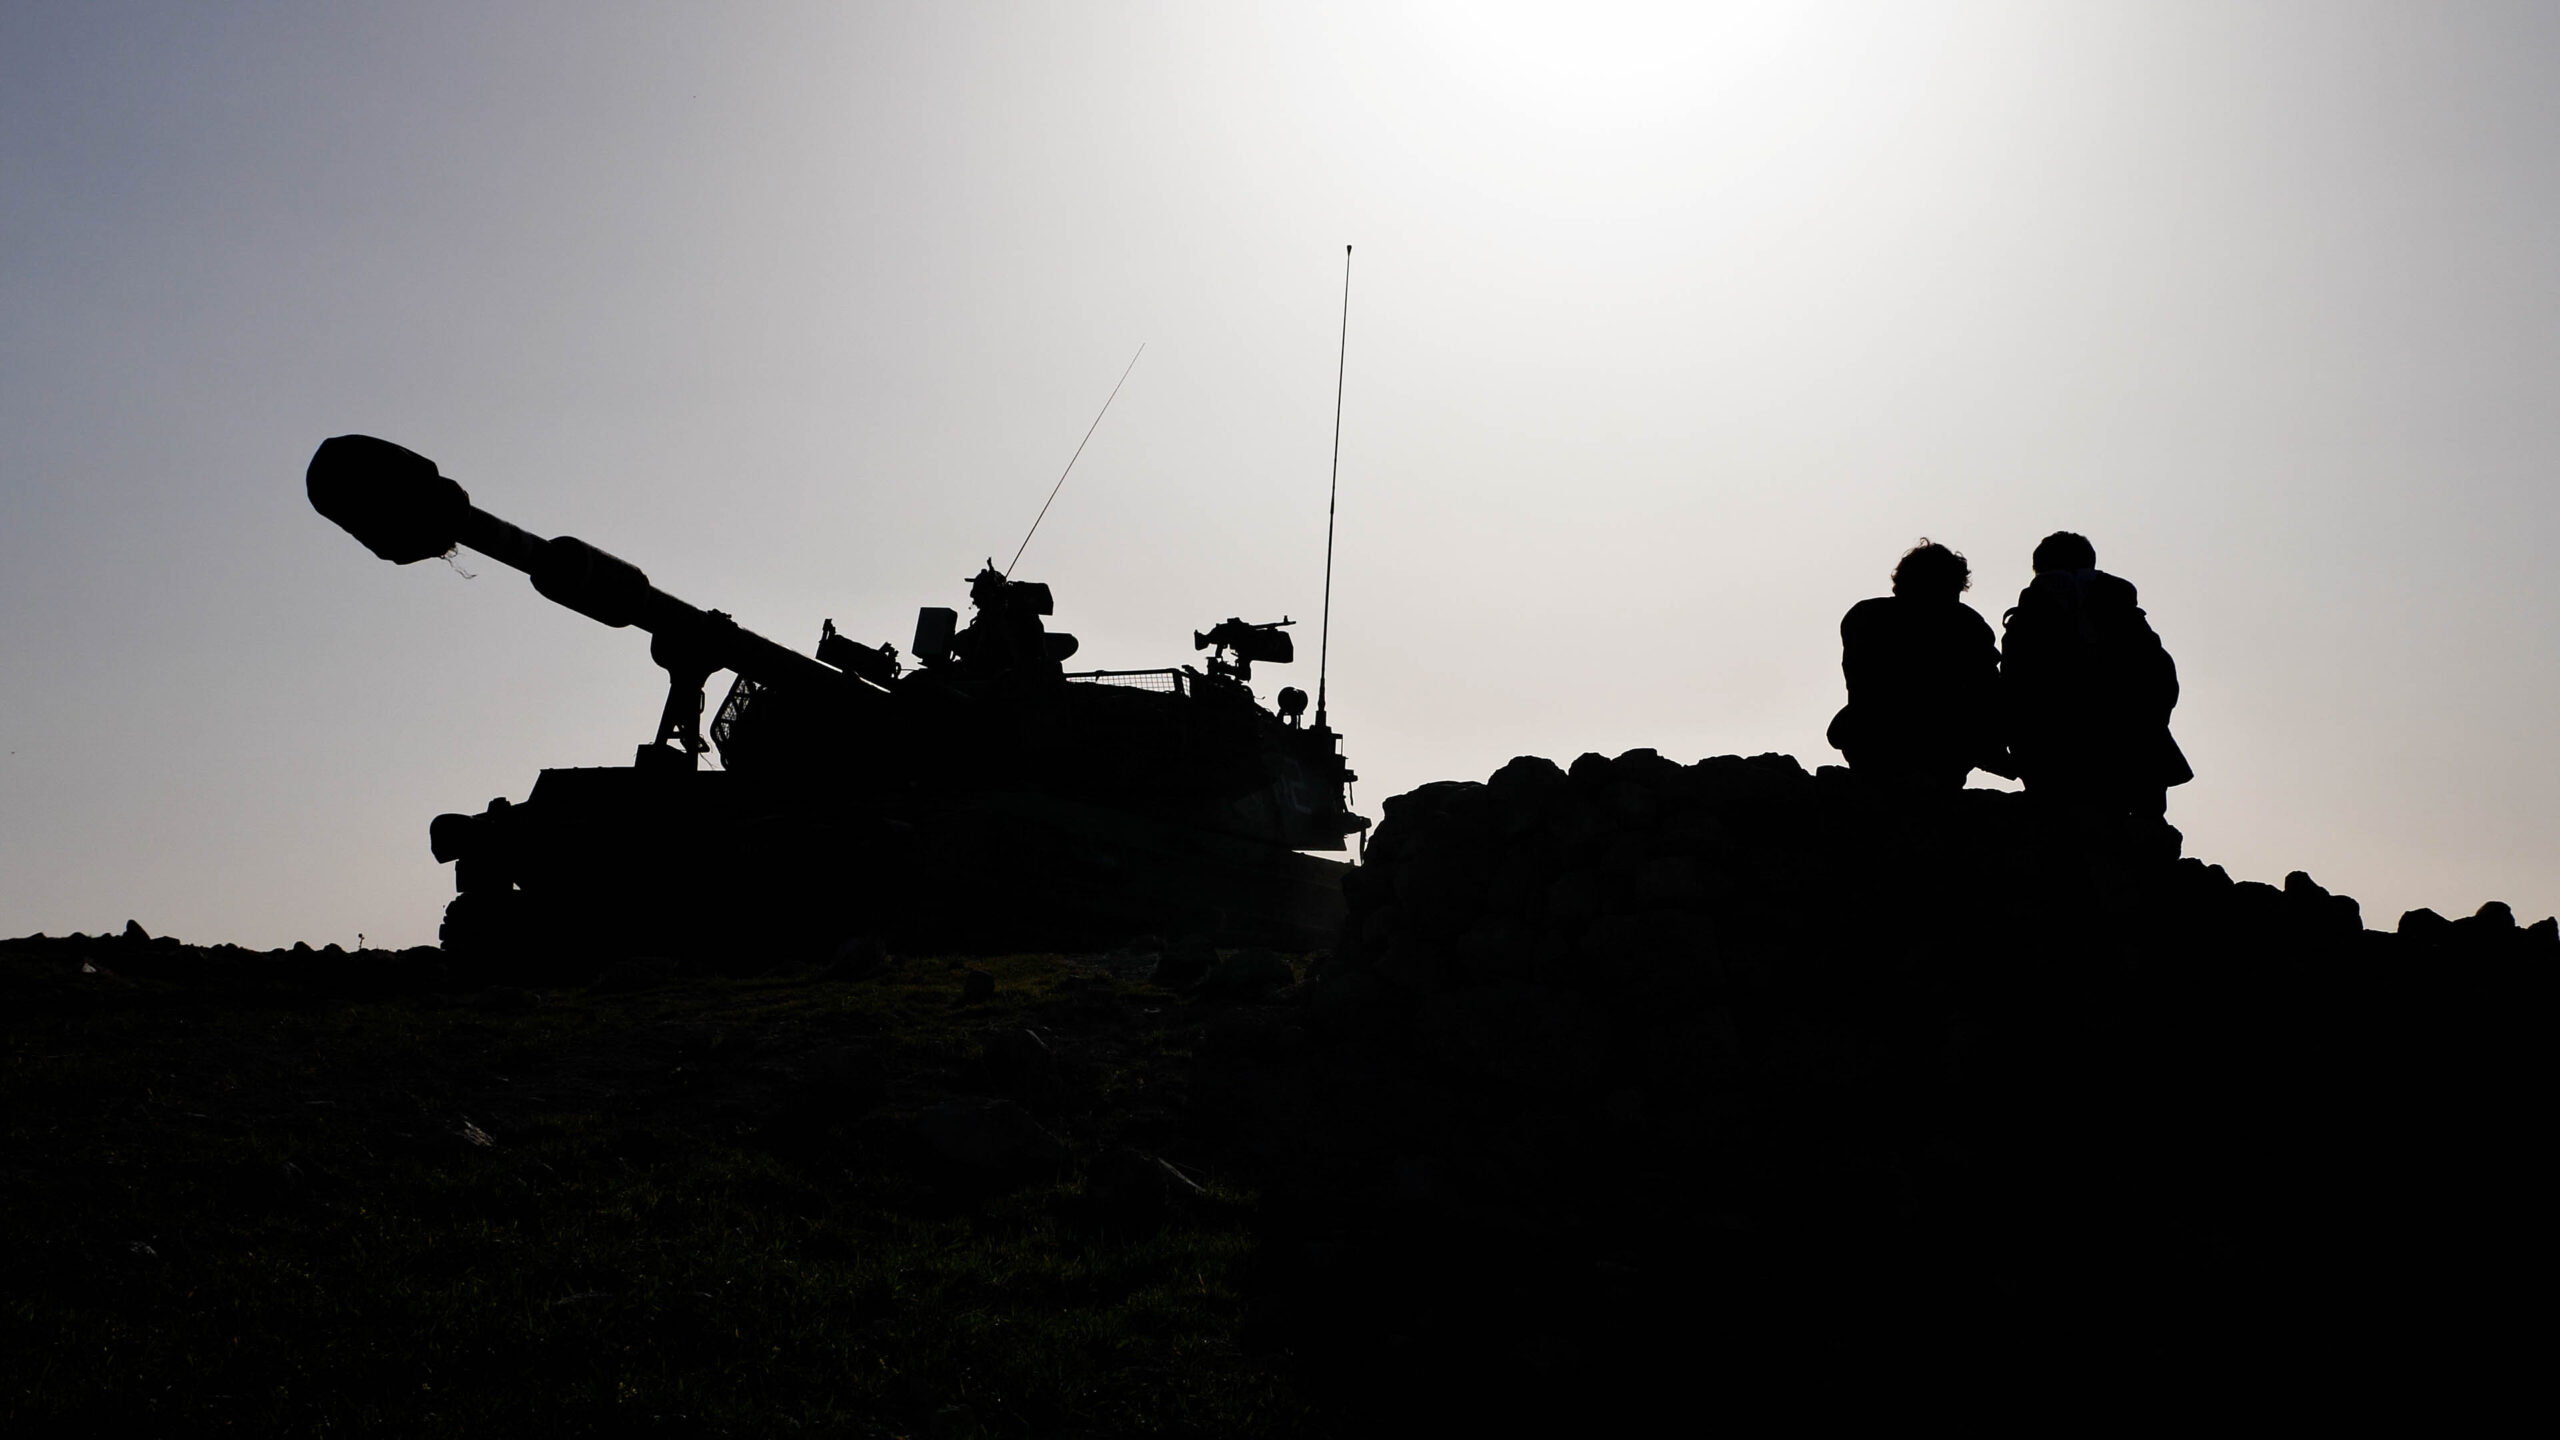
[5,2,2556,948]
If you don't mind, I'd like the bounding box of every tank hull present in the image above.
[437,766,1347,973]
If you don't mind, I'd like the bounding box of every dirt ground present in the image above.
[0,934,1318,1437]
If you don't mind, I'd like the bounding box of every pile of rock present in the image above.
[1246,747,2552,1392]
[1338,748,2550,1006]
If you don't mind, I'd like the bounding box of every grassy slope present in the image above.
[0,943,1315,1437]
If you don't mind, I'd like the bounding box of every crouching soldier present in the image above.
[1828,540,2011,790]
[1999,531,2192,818]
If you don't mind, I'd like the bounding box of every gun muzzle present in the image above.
[307,434,470,563]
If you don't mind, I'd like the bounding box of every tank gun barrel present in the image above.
[306,433,856,711]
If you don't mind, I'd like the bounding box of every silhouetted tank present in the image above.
[306,434,1367,964]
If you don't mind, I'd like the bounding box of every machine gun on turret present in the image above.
[1194,616,1294,686]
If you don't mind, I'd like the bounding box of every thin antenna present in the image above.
[1315,245,1351,731]
[1006,343,1146,578]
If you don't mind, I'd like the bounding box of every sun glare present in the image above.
[1407,1,1817,132]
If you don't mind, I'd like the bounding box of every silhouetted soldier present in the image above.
[1827,540,2009,790]
[947,564,1076,687]
[1999,532,2192,816]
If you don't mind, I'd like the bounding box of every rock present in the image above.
[1575,909,1717,989]
[1655,809,1735,862]
[959,968,997,1003]
[1340,861,1391,911]
[1612,748,1682,789]
[1150,939,1215,989]
[1415,984,1609,1100]
[2175,857,2237,904]
[1546,788,1607,848]
[1602,781,1657,829]
[1639,1009,1745,1099]
[2229,880,2287,935]
[1602,1086,1649,1138]
[121,920,150,943]
[2398,907,2451,942]
[1310,969,1401,1043]
[1378,781,1487,839]
[1633,856,1708,909]
[1199,948,1295,1000]
[911,1098,1063,1173]
[826,935,888,980]
[1450,918,1532,985]
[1395,847,1487,940]
[1594,831,1648,880]
[2284,871,2361,939]
[1379,940,1445,994]
[1391,1154,1442,1208]
[1487,755,1569,834]
[1545,871,1602,927]
[1357,906,1397,948]
[1487,848,1558,921]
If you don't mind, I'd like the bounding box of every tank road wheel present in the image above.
[438,889,532,983]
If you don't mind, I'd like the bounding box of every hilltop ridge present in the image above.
[1234,748,2547,1410]
[3,749,2544,1423]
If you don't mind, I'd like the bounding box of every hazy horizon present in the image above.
[6,2,2558,947]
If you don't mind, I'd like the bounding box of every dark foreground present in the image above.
[7,753,2552,1432]
[1275,752,2551,1419]
[0,939,1311,1436]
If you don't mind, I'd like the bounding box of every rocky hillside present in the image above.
[7,754,2544,1423]
[1234,749,2547,1409]
[0,931,1317,1435]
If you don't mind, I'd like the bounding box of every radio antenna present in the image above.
[1006,343,1145,578]
[1315,245,1351,731]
